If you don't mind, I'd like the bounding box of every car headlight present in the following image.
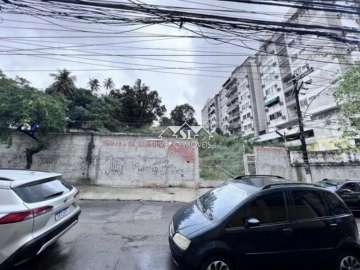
[173,233,191,251]
[169,221,175,237]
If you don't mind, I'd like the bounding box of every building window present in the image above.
[269,111,283,121]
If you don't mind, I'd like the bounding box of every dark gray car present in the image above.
[318,179,360,213]
[169,176,360,270]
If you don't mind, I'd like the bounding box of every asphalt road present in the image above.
[16,200,185,270]
[13,200,360,270]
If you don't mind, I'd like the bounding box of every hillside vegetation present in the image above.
[199,135,252,180]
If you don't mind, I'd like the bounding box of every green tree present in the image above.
[88,78,101,93]
[66,88,117,131]
[67,88,99,130]
[336,66,360,137]
[109,79,166,128]
[0,72,66,169]
[159,116,173,127]
[170,103,198,126]
[103,78,115,92]
[15,76,30,87]
[46,69,76,97]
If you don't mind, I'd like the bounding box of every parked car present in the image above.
[169,175,360,270]
[0,169,81,269]
[318,178,360,213]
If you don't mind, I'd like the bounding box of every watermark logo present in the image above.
[159,122,215,149]
[159,122,212,140]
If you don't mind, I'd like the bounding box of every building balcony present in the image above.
[226,88,238,98]
[226,96,239,107]
[223,77,237,90]
[208,104,215,113]
[227,102,240,112]
[229,112,240,122]
[230,122,241,129]
[209,110,216,116]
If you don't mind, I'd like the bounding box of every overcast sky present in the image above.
[0,1,288,121]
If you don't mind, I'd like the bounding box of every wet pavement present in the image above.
[16,200,185,270]
[13,200,360,270]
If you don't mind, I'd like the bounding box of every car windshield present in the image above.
[318,179,344,188]
[197,184,248,221]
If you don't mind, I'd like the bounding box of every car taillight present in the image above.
[32,206,53,217]
[0,206,53,225]
[0,211,33,224]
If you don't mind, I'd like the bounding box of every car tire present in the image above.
[200,255,233,270]
[337,251,360,270]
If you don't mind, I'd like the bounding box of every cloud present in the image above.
[0,1,289,122]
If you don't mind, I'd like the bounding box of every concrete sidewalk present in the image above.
[77,185,213,203]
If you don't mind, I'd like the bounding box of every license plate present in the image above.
[55,207,71,221]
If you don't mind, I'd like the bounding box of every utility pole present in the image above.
[292,66,314,183]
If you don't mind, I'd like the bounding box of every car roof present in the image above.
[231,175,319,191]
[0,169,62,188]
[233,175,286,188]
[321,179,360,185]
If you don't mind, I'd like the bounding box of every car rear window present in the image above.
[14,179,72,203]
[289,190,328,220]
[323,191,351,216]
[317,179,344,188]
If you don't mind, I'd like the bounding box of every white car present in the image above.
[0,169,81,269]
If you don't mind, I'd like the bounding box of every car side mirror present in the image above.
[245,218,260,228]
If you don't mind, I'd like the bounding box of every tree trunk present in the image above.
[25,142,45,169]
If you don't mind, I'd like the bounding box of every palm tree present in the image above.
[103,78,115,93]
[48,69,76,97]
[88,78,100,93]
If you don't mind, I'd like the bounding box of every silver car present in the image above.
[0,169,81,268]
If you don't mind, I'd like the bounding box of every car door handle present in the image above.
[329,223,338,227]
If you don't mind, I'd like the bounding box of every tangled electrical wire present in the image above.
[1,0,360,45]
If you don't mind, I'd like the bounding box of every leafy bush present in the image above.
[199,135,251,180]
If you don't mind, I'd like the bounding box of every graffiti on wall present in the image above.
[102,156,186,179]
[99,137,196,184]
[1,134,198,187]
[104,156,125,176]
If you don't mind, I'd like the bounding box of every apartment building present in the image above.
[201,97,218,133]
[256,35,290,132]
[223,70,241,135]
[256,2,360,149]
[201,89,229,134]
[201,100,210,131]
[202,57,266,137]
[218,88,229,134]
[202,0,359,145]
[246,57,267,136]
[224,58,266,137]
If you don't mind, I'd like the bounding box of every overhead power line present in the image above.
[1,0,360,44]
[216,0,359,15]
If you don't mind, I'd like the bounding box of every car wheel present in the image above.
[200,255,233,270]
[338,252,360,270]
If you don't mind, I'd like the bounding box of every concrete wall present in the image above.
[0,133,199,187]
[254,146,360,182]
